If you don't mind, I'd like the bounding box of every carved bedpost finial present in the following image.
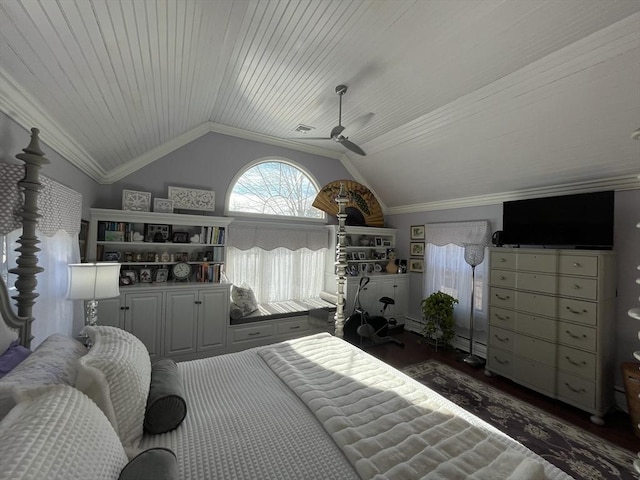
[334,182,349,338]
[9,127,50,346]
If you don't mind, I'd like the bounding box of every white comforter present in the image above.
[141,333,573,480]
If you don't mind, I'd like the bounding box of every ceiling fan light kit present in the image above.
[293,85,370,156]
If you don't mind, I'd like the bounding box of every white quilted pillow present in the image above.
[0,384,128,480]
[75,326,151,453]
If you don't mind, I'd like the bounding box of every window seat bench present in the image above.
[230,297,336,325]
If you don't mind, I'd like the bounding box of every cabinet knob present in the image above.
[120,306,126,310]
[195,301,202,305]
[573,262,581,267]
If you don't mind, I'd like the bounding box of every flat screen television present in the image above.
[502,191,614,249]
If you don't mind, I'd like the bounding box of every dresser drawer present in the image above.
[517,253,557,273]
[558,276,597,300]
[276,316,310,335]
[513,356,556,396]
[490,287,515,309]
[559,255,598,277]
[558,298,597,326]
[489,306,515,330]
[489,326,514,351]
[491,251,516,269]
[558,321,596,351]
[490,269,516,288]
[487,347,514,378]
[516,291,556,317]
[515,313,557,342]
[232,323,274,341]
[515,334,556,367]
[557,372,596,410]
[517,272,557,294]
[558,346,596,380]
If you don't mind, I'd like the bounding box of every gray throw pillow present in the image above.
[144,358,187,434]
[231,284,258,316]
[119,447,177,480]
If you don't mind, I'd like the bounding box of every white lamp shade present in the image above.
[464,244,485,267]
[68,263,121,300]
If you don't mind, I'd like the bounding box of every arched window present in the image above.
[227,160,324,219]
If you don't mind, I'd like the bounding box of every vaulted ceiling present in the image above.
[1,0,638,213]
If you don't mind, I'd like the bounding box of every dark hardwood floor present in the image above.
[363,329,639,453]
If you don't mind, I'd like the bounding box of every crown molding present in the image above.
[386,174,640,215]
[0,68,108,183]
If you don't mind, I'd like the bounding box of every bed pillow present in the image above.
[0,333,86,419]
[0,384,129,480]
[76,326,151,453]
[119,447,178,480]
[231,283,258,317]
[0,311,19,355]
[0,340,30,379]
[144,358,187,434]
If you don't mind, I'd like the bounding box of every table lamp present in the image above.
[68,263,121,328]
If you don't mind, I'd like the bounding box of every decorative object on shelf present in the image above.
[374,264,382,273]
[421,291,458,350]
[104,251,121,261]
[145,224,171,242]
[79,220,89,262]
[190,233,200,243]
[122,189,151,212]
[139,268,152,283]
[409,258,424,273]
[171,261,192,281]
[410,242,425,257]
[172,231,189,243]
[168,186,215,211]
[122,270,137,284]
[104,231,124,242]
[386,250,397,273]
[123,252,133,262]
[67,263,121,343]
[411,225,425,240]
[132,232,144,242]
[462,243,486,367]
[313,179,384,227]
[153,198,174,213]
[155,268,168,283]
[160,251,170,262]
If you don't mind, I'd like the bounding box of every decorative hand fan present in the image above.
[313,180,383,227]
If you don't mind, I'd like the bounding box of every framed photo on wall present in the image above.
[410,225,425,240]
[410,242,425,257]
[409,258,424,273]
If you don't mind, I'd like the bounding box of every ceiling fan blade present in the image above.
[341,139,366,156]
[330,125,345,138]
[286,136,332,140]
[341,112,374,137]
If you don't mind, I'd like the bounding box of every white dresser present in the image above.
[486,247,616,423]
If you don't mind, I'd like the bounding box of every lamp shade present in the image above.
[68,263,121,300]
[463,244,485,267]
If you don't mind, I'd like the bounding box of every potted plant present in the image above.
[421,291,458,348]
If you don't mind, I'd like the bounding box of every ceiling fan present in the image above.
[294,85,372,156]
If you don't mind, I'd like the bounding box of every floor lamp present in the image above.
[463,244,485,367]
[68,263,121,330]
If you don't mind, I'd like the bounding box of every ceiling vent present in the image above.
[294,124,315,134]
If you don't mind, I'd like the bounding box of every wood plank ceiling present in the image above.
[1,0,638,211]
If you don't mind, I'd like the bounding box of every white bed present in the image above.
[0,129,574,479]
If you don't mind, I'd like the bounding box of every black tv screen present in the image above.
[502,191,614,249]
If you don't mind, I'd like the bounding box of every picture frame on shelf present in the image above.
[172,231,190,243]
[139,268,153,283]
[410,242,425,257]
[145,224,171,242]
[155,268,168,283]
[374,237,383,247]
[357,251,366,260]
[153,198,174,213]
[409,258,424,273]
[104,231,124,242]
[122,270,138,284]
[410,225,425,240]
[382,240,392,247]
[122,190,152,212]
[168,186,215,211]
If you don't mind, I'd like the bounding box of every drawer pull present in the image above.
[495,314,510,321]
[566,306,588,315]
[572,284,582,290]
[289,325,301,330]
[493,357,509,365]
[564,382,586,394]
[494,334,510,342]
[248,331,261,336]
[499,257,507,262]
[500,275,506,281]
[565,330,587,339]
[495,293,511,301]
[572,262,582,268]
[565,356,587,366]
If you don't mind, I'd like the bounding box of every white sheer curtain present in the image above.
[226,221,328,303]
[1,163,82,348]
[422,221,491,337]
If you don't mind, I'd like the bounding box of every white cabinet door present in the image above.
[197,288,228,353]
[96,297,124,329]
[124,292,163,360]
[165,290,198,357]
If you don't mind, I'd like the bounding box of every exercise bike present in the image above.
[343,276,404,348]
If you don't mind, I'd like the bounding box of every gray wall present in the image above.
[386,189,640,395]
